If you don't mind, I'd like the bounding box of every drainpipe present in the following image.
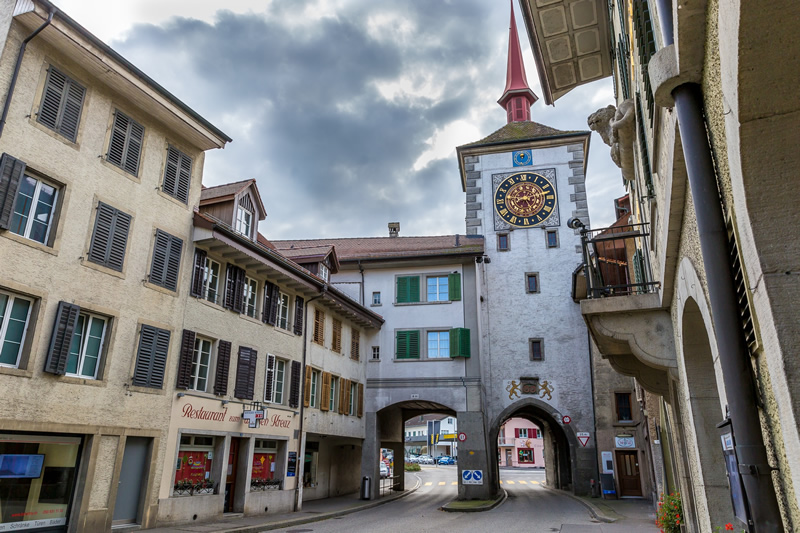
[655,1,782,530]
[357,260,365,305]
[0,8,56,139]
[293,285,327,512]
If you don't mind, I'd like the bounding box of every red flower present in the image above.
[725,524,734,531]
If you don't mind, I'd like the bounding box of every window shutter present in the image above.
[303,365,312,407]
[224,264,245,312]
[515,428,520,438]
[107,110,144,176]
[293,296,305,335]
[190,249,207,297]
[264,354,276,402]
[175,329,196,389]
[59,77,85,142]
[162,146,192,204]
[234,347,256,400]
[343,380,351,415]
[448,272,462,301]
[44,301,81,375]
[396,330,420,359]
[132,325,170,389]
[339,377,347,414]
[350,329,360,361]
[320,372,331,412]
[267,283,280,326]
[332,319,342,353]
[38,67,66,132]
[357,382,364,418]
[88,202,131,272]
[262,281,274,323]
[149,229,183,291]
[0,153,26,230]
[449,328,471,358]
[313,309,324,344]
[408,276,420,302]
[214,340,231,395]
[396,276,420,303]
[38,67,85,142]
[289,360,302,408]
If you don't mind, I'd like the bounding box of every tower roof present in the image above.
[498,1,538,112]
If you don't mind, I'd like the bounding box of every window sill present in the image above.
[81,257,126,280]
[27,116,82,151]
[393,300,453,307]
[0,366,33,378]
[144,280,179,297]
[393,358,455,363]
[157,189,191,209]
[99,156,141,184]
[128,384,167,395]
[1,231,59,256]
[58,375,108,387]
[612,421,639,427]
[370,303,382,307]
[192,297,227,313]
[239,313,263,326]
[369,359,380,362]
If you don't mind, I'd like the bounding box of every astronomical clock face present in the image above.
[494,172,557,228]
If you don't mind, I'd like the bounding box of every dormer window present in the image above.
[236,205,252,238]
[319,263,330,282]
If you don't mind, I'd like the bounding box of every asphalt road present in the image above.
[270,466,655,533]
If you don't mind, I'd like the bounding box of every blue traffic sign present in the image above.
[462,469,483,485]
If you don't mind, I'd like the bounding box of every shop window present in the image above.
[518,449,535,463]
[303,441,319,488]
[173,435,215,496]
[251,440,281,490]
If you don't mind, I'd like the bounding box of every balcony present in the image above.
[498,438,514,447]
[573,222,677,396]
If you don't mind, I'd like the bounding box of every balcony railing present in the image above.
[578,223,659,298]
[498,438,514,446]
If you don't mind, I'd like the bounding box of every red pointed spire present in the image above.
[498,0,538,123]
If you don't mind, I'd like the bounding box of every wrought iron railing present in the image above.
[578,223,659,298]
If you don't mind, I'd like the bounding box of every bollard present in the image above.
[360,476,371,500]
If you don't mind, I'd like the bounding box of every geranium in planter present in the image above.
[655,492,682,533]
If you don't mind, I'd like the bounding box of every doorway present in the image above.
[224,438,241,513]
[504,450,512,466]
[113,437,150,525]
[615,450,642,497]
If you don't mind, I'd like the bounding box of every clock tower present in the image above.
[455,2,596,493]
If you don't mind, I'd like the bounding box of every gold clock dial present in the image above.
[494,172,557,228]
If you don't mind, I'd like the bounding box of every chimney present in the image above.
[388,222,400,238]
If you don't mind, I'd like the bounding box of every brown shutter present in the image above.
[213,340,232,395]
[44,301,81,375]
[190,249,207,297]
[320,372,331,412]
[234,346,256,400]
[267,283,280,326]
[289,360,302,408]
[0,153,26,230]
[357,382,364,418]
[313,309,324,345]
[332,319,342,353]
[175,329,196,389]
[303,365,312,407]
[293,296,305,335]
[343,380,352,415]
[350,329,360,361]
[264,354,276,402]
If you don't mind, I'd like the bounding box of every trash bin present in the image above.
[360,476,371,500]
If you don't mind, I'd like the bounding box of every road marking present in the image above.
[451,482,458,485]
[499,480,503,484]
[506,480,515,484]
[518,480,528,484]
[425,482,432,486]
[531,480,540,485]
[438,482,446,486]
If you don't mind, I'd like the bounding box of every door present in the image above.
[505,450,512,466]
[113,437,150,524]
[615,450,642,497]
[224,439,240,513]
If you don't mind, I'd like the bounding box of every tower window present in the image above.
[525,272,540,294]
[497,233,509,251]
[545,229,559,248]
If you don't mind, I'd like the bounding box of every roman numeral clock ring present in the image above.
[494,172,556,228]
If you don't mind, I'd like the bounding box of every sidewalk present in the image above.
[569,494,658,531]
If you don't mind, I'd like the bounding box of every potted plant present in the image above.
[655,492,682,533]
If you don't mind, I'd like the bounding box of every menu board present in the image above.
[286,452,297,477]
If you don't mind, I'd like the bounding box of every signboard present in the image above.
[721,432,750,524]
[562,415,571,425]
[441,433,457,440]
[427,420,441,448]
[462,470,483,485]
[615,436,635,448]
[242,409,266,428]
[601,451,614,474]
[576,432,590,447]
[457,432,467,442]
[286,451,297,477]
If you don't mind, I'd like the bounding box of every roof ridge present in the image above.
[201,178,254,191]
[273,234,468,243]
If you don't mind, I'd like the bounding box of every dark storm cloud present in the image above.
[113,1,622,239]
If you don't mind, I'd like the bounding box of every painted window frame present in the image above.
[318,263,330,282]
[65,311,108,379]
[267,358,286,404]
[329,375,339,412]
[236,205,252,238]
[9,172,59,246]
[426,330,450,359]
[371,292,381,306]
[545,228,559,248]
[395,272,461,305]
[529,338,544,361]
[349,381,357,415]
[202,257,221,305]
[426,275,449,302]
[371,346,380,360]
[277,292,290,330]
[310,369,320,408]
[497,233,510,251]
[244,277,258,318]
[0,289,34,369]
[189,336,213,392]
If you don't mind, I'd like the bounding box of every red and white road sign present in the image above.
[577,432,590,447]
[562,415,571,425]
[457,432,467,442]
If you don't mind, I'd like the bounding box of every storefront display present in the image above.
[173,436,214,496]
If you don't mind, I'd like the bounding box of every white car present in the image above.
[406,455,419,463]
[418,455,435,465]
[380,462,390,478]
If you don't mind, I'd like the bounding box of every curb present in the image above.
[441,489,508,513]
[539,484,616,523]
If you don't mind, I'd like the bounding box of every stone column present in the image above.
[456,411,492,500]
[359,412,381,499]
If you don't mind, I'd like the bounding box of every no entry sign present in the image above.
[457,432,467,442]
[562,415,571,425]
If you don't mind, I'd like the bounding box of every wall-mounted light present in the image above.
[221,400,229,406]
[176,392,185,398]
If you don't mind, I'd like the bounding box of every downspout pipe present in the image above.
[0,8,55,139]
[655,2,782,529]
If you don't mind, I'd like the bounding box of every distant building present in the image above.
[498,418,543,468]
[404,414,458,458]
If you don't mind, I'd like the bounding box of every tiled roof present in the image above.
[257,232,276,250]
[272,235,484,261]
[459,120,586,148]
[200,179,254,202]
[278,245,335,261]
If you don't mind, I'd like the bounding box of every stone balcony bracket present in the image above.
[648,44,702,108]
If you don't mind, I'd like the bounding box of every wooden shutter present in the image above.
[175,329,196,389]
[293,296,305,335]
[0,153,26,230]
[350,329,360,361]
[262,281,274,323]
[38,67,85,142]
[267,283,280,326]
[107,110,144,176]
[338,377,347,414]
[150,229,183,291]
[234,346,257,400]
[224,264,245,312]
[357,382,364,418]
[303,365,312,407]
[515,428,520,438]
[449,328,471,358]
[213,340,231,395]
[320,372,331,412]
[88,202,131,272]
[162,145,192,204]
[289,360,302,408]
[313,308,324,345]
[332,319,342,353]
[190,249,207,297]
[396,330,420,359]
[264,354,276,402]
[44,301,81,375]
[132,324,170,389]
[396,276,420,303]
[343,380,352,415]
[448,272,462,301]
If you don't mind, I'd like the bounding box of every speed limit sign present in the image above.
[457,432,467,442]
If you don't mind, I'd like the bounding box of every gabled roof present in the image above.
[459,120,585,148]
[276,244,340,273]
[200,179,266,220]
[272,235,484,262]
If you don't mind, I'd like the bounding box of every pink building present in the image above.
[498,418,544,468]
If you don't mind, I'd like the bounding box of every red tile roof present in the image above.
[272,235,484,261]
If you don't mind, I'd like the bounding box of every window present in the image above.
[351,329,360,361]
[518,449,535,463]
[318,263,330,282]
[106,109,144,176]
[525,272,540,294]
[427,331,450,359]
[529,339,544,361]
[132,325,170,389]
[545,229,559,248]
[372,346,380,360]
[189,337,212,391]
[236,206,252,237]
[149,229,183,291]
[517,428,535,438]
[396,273,461,304]
[87,202,132,272]
[427,276,448,302]
[244,277,258,318]
[310,369,320,408]
[10,173,58,245]
[0,290,33,368]
[175,435,214,495]
[332,319,342,353]
[37,66,85,142]
[277,292,290,329]
[372,292,381,305]
[65,312,107,379]
[616,392,633,422]
[329,376,339,412]
[349,381,357,415]
[265,355,286,404]
[234,346,258,400]
[497,233,509,251]
[162,145,192,204]
[396,276,420,303]
[396,330,420,359]
[202,257,220,304]
[313,309,324,345]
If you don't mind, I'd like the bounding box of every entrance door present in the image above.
[505,450,512,466]
[615,450,642,497]
[224,438,240,513]
[113,437,150,524]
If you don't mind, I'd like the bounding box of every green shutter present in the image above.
[449,328,471,358]
[396,330,420,359]
[632,248,644,293]
[396,276,420,303]
[448,273,461,301]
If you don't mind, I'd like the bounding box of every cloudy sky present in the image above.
[53,0,625,239]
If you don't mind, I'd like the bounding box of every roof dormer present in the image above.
[199,179,266,240]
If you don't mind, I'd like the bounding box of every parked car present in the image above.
[406,455,419,463]
[380,462,390,478]
[418,455,435,465]
[437,456,455,465]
